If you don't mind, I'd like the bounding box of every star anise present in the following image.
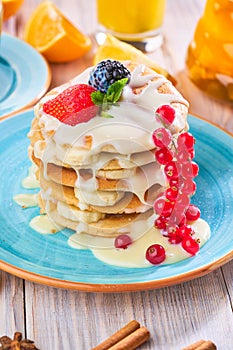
[0,332,39,350]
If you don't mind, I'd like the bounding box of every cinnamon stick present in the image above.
[107,327,150,350]
[195,341,217,350]
[92,320,140,350]
[182,339,217,350]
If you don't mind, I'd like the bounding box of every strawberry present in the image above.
[43,84,98,126]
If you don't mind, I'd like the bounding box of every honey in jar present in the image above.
[186,0,233,101]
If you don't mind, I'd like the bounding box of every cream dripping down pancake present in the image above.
[27,60,210,267]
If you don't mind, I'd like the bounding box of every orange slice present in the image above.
[2,0,24,21]
[24,1,92,63]
[94,34,176,84]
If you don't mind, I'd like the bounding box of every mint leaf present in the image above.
[91,78,128,106]
[101,111,114,118]
[91,90,105,105]
[91,77,128,118]
[106,78,128,103]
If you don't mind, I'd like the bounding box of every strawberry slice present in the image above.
[43,84,98,126]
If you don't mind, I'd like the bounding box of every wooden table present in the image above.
[1,0,233,349]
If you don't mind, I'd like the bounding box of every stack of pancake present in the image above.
[28,62,189,238]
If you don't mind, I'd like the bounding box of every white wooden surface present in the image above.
[1,0,233,349]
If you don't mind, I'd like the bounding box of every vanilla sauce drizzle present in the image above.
[14,64,211,267]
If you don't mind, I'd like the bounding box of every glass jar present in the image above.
[96,0,166,52]
[186,0,233,102]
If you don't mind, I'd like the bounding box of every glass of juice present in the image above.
[186,0,233,102]
[96,0,166,52]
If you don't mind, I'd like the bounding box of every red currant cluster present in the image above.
[113,105,202,268]
[146,105,201,265]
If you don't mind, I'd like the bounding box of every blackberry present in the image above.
[88,59,131,93]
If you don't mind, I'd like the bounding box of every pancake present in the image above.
[39,169,160,214]
[31,151,165,194]
[29,61,189,238]
[39,195,153,237]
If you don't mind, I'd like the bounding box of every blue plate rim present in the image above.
[0,33,51,119]
[0,110,232,292]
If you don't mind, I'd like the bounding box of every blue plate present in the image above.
[0,110,232,292]
[0,33,51,118]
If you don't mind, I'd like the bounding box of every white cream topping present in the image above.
[14,165,211,268]
[21,164,40,189]
[16,63,212,269]
[39,104,158,154]
[13,193,38,208]
[29,214,63,234]
[73,161,165,207]
[68,219,210,268]
[36,64,187,161]
[33,64,188,206]
[72,211,155,241]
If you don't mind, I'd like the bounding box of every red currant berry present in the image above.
[179,225,194,237]
[176,149,190,164]
[162,202,175,217]
[181,161,198,179]
[156,105,175,125]
[181,179,197,195]
[154,216,167,230]
[177,132,195,150]
[163,226,182,244]
[164,161,181,179]
[182,236,200,255]
[155,147,173,165]
[185,204,201,222]
[168,231,183,244]
[176,193,190,210]
[191,162,199,177]
[166,225,179,234]
[177,142,195,162]
[146,244,166,264]
[178,214,187,227]
[153,197,174,217]
[152,128,172,148]
[114,234,132,249]
[169,177,181,189]
[165,186,178,201]
[168,210,186,227]
[153,197,166,214]
[181,162,192,179]
[188,148,195,160]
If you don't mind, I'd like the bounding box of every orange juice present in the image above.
[186,0,233,101]
[96,0,166,50]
